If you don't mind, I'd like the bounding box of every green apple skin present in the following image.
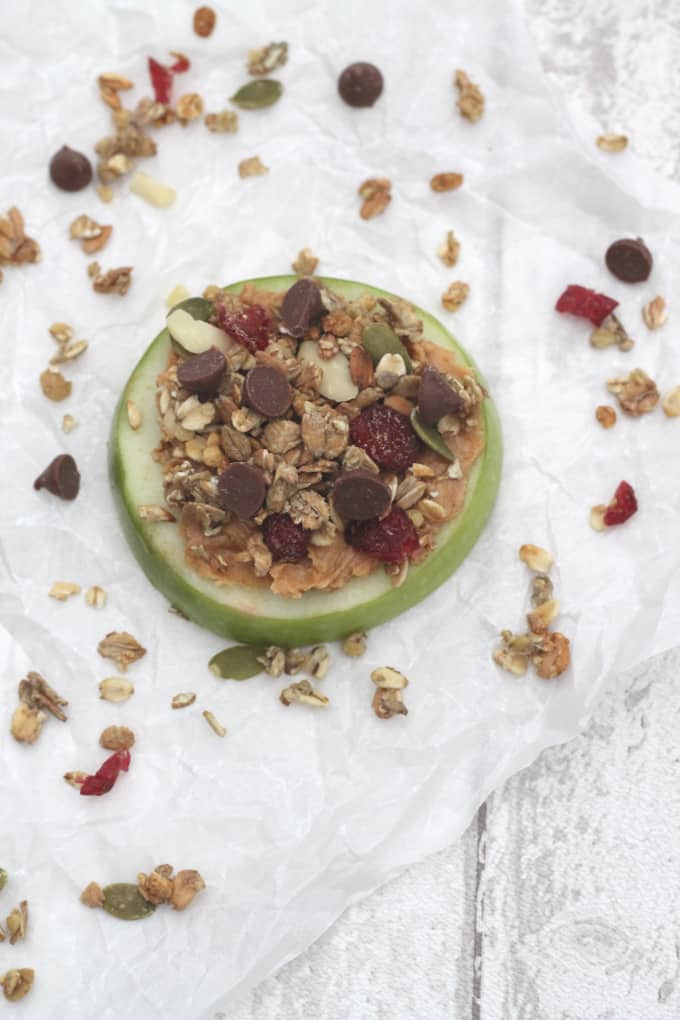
[109,276,502,647]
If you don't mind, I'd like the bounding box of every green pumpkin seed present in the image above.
[362,323,412,372]
[0,868,7,892]
[102,883,155,921]
[410,409,456,462]
[169,297,214,322]
[230,79,283,110]
[209,645,267,680]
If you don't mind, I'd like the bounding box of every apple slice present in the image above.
[110,276,502,646]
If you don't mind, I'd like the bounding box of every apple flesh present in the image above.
[109,276,502,646]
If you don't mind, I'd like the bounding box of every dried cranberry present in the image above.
[262,513,310,561]
[555,285,619,327]
[80,750,131,797]
[349,403,420,472]
[212,302,270,353]
[345,507,420,564]
[170,53,191,74]
[147,53,190,104]
[603,480,638,526]
[148,57,174,104]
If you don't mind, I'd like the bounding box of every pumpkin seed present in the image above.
[410,409,456,462]
[362,323,412,372]
[208,645,267,680]
[230,79,283,110]
[102,883,155,921]
[169,296,214,322]
[0,868,7,892]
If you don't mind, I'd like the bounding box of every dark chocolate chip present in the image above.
[605,238,653,283]
[337,62,384,108]
[332,469,392,521]
[177,347,226,398]
[34,454,80,500]
[417,365,464,426]
[243,364,292,418]
[217,463,266,518]
[280,279,325,339]
[49,146,93,192]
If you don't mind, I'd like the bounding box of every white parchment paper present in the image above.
[2,0,680,1016]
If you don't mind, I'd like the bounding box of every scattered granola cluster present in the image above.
[10,672,68,745]
[493,545,571,680]
[81,864,205,917]
[0,207,41,284]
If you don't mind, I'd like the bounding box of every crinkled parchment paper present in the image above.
[2,0,680,1016]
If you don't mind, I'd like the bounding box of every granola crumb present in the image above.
[204,110,239,133]
[0,206,41,268]
[238,156,268,178]
[193,6,216,37]
[247,41,288,76]
[358,177,391,219]
[607,368,659,416]
[48,581,81,601]
[169,869,206,910]
[85,585,107,608]
[641,295,667,330]
[595,404,617,429]
[596,133,628,152]
[97,631,146,672]
[662,386,680,418]
[0,968,35,1003]
[437,230,460,267]
[203,709,226,736]
[430,172,463,193]
[292,248,319,276]
[441,281,469,312]
[518,544,553,573]
[176,93,204,122]
[99,725,135,751]
[10,704,47,744]
[80,882,104,908]
[91,264,133,295]
[96,185,114,203]
[280,679,329,707]
[341,631,367,657]
[39,368,72,402]
[454,69,484,122]
[171,692,196,709]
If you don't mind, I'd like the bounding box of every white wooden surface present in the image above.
[224,3,680,1017]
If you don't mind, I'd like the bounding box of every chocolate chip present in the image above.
[605,238,653,283]
[34,454,80,500]
[177,347,226,397]
[337,62,384,108]
[332,469,392,521]
[417,365,464,426]
[280,279,325,339]
[49,146,93,192]
[217,463,266,518]
[243,364,292,418]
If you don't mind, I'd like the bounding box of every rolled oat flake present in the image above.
[243,364,292,417]
[217,462,266,518]
[332,469,392,521]
[177,347,227,397]
[33,453,80,500]
[605,238,653,283]
[280,278,325,338]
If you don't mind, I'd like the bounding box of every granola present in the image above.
[607,368,659,416]
[154,280,486,599]
[0,207,41,271]
[454,70,484,122]
[97,631,147,672]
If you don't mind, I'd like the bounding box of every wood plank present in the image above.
[225,829,477,1019]
[476,649,680,1019]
